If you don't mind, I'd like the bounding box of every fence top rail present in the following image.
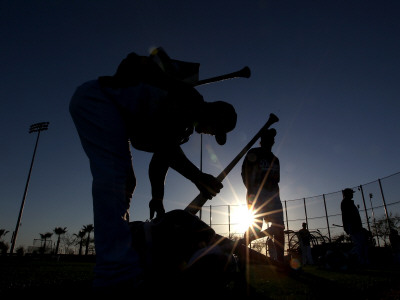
[283,171,400,202]
[200,172,399,206]
[380,171,400,181]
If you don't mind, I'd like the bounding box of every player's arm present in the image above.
[148,154,168,219]
[151,146,222,199]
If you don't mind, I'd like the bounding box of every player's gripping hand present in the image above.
[149,198,165,220]
[195,173,223,200]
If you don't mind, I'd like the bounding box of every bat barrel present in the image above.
[194,66,251,86]
[237,66,251,78]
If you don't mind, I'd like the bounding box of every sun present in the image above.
[233,206,257,233]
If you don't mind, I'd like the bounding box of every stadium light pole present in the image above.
[9,122,49,254]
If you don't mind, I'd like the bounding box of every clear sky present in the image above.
[1,1,400,249]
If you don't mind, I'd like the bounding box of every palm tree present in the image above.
[39,232,53,254]
[82,224,94,255]
[53,227,67,255]
[0,229,9,241]
[0,229,9,255]
[74,230,86,255]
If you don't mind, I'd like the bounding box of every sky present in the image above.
[1,0,400,250]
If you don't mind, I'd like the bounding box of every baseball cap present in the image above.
[206,101,237,145]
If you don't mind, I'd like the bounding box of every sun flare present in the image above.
[233,206,257,233]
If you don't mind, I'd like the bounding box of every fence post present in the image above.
[284,200,290,252]
[359,185,371,232]
[228,205,231,238]
[378,179,392,231]
[322,194,331,242]
[284,200,289,231]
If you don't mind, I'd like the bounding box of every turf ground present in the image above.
[1,255,400,299]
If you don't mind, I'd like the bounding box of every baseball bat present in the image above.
[185,113,279,215]
[194,66,251,86]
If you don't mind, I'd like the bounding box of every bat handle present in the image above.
[185,194,206,215]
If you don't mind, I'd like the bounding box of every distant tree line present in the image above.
[0,224,95,256]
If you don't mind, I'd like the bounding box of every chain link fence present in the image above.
[198,172,400,251]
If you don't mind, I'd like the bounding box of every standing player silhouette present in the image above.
[241,128,285,264]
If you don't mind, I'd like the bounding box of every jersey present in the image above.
[241,147,280,196]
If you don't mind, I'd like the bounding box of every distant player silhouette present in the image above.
[341,188,369,266]
[70,47,237,289]
[298,222,314,265]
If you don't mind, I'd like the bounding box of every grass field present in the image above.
[0,256,94,296]
[1,255,400,299]
[247,264,400,299]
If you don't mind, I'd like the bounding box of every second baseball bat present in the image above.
[194,66,251,86]
[185,113,279,215]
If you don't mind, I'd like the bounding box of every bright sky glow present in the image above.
[1,1,400,249]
